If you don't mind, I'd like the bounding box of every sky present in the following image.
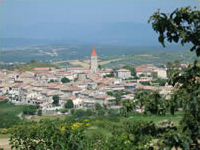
[0,0,199,46]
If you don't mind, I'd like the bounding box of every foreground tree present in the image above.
[149,6,200,149]
[149,6,200,56]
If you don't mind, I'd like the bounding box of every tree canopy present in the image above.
[52,95,59,106]
[65,99,74,109]
[61,77,70,83]
[148,6,200,56]
[149,6,200,149]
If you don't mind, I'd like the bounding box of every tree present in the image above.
[37,109,42,116]
[119,99,135,117]
[65,99,74,109]
[23,105,38,115]
[153,78,168,86]
[30,59,36,63]
[52,95,59,106]
[103,71,115,78]
[149,6,200,149]
[145,91,167,116]
[61,77,70,83]
[98,64,102,70]
[148,6,200,56]
[95,103,103,111]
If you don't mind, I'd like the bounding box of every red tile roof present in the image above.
[47,83,60,89]
[135,67,142,72]
[62,86,82,92]
[34,67,56,71]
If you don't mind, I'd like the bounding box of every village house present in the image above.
[117,69,132,79]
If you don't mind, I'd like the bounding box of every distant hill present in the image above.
[2,62,59,71]
[1,44,193,63]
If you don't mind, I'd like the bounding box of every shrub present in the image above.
[1,128,8,134]
[73,110,87,118]
[98,110,105,116]
[23,105,38,115]
[37,109,42,116]
[85,109,93,116]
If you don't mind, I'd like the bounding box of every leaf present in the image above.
[182,142,190,150]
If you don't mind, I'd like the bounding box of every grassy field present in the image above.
[127,111,183,126]
[101,52,197,68]
[0,100,28,150]
[0,101,27,116]
[0,100,28,128]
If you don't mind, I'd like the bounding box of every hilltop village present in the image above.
[0,46,173,111]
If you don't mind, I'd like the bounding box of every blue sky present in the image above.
[0,0,199,45]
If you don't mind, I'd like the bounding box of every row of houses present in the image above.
[0,64,171,110]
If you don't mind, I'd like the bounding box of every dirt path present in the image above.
[0,138,11,150]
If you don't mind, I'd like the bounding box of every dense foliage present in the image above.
[23,105,38,115]
[65,99,74,109]
[52,95,59,106]
[61,77,70,83]
[0,100,28,128]
[149,6,200,149]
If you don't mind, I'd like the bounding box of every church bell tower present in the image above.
[90,46,98,73]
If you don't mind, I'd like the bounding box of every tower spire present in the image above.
[91,46,97,56]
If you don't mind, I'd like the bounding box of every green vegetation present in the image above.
[2,6,200,150]
[23,105,38,115]
[149,6,200,149]
[37,109,42,116]
[61,77,70,83]
[2,61,58,71]
[64,99,74,109]
[101,52,196,68]
[152,78,168,86]
[52,95,59,106]
[0,100,28,128]
[95,103,103,111]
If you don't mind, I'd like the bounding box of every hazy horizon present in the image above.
[1,0,199,46]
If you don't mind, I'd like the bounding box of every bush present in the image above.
[1,128,8,134]
[37,109,42,116]
[85,109,93,116]
[70,109,75,114]
[23,105,38,115]
[61,109,68,114]
[9,121,86,150]
[140,81,151,85]
[98,110,105,116]
[73,110,87,118]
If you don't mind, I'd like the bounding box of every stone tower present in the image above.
[90,46,98,73]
